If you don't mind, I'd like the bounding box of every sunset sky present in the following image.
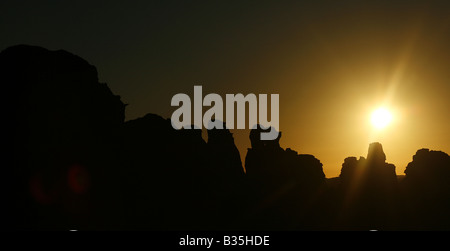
[2,0,450,177]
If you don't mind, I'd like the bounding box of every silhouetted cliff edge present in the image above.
[2,45,450,230]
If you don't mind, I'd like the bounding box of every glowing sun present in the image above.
[371,108,393,129]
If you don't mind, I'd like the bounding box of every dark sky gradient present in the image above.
[2,0,450,177]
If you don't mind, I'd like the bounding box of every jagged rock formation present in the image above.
[337,142,400,229]
[120,116,245,230]
[340,143,397,191]
[401,149,450,230]
[0,45,126,229]
[3,45,450,230]
[244,125,326,230]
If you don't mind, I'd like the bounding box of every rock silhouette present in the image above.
[0,45,126,229]
[244,125,327,230]
[401,149,450,230]
[120,116,244,230]
[2,45,450,230]
[336,143,400,229]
